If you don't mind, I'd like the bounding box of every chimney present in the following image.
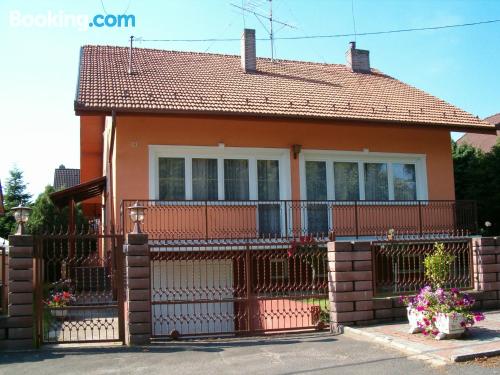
[346,41,370,73]
[241,29,256,73]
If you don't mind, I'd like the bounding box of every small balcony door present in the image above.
[257,160,281,237]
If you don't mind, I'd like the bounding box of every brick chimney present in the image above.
[346,41,370,73]
[241,28,256,73]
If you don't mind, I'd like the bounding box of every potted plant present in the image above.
[45,279,75,319]
[401,242,485,340]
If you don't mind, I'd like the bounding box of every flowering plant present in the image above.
[401,286,485,336]
[287,235,319,259]
[44,279,75,308]
[45,290,75,308]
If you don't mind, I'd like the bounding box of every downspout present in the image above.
[108,110,117,234]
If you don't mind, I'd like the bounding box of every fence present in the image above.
[149,241,329,337]
[121,199,478,242]
[0,240,6,314]
[371,238,474,296]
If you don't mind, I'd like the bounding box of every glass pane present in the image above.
[159,158,185,200]
[334,162,359,200]
[257,160,280,200]
[305,161,328,235]
[224,159,249,200]
[257,160,281,236]
[192,158,218,200]
[306,161,327,200]
[364,163,388,200]
[393,163,417,200]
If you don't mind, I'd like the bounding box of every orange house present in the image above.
[72,30,493,242]
[67,30,498,337]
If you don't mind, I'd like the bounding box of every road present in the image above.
[0,333,498,374]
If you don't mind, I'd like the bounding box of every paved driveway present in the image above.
[0,333,498,375]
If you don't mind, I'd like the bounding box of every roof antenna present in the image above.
[128,35,134,75]
[231,1,295,63]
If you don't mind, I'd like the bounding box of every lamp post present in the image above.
[128,201,146,234]
[12,205,32,235]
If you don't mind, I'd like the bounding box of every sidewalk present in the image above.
[344,309,500,364]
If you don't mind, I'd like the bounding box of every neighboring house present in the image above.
[67,30,495,335]
[457,113,500,152]
[53,165,80,191]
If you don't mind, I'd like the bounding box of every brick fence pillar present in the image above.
[124,233,151,345]
[4,235,34,349]
[327,241,374,329]
[472,237,500,309]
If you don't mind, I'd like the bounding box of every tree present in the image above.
[28,186,86,234]
[452,141,500,235]
[0,167,32,238]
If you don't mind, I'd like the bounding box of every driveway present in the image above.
[0,333,498,375]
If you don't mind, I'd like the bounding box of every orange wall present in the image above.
[80,115,105,208]
[106,114,455,222]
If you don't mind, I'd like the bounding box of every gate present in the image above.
[34,230,124,344]
[150,242,329,338]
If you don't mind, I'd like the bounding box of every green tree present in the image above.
[0,167,32,238]
[28,186,87,234]
[452,141,500,235]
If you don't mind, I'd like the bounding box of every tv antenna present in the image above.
[231,0,296,62]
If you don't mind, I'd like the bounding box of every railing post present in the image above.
[205,201,209,241]
[284,201,288,240]
[124,232,151,345]
[245,248,254,333]
[354,201,359,239]
[418,201,423,236]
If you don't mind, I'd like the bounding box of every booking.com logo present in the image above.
[9,10,136,31]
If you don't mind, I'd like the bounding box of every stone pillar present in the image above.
[124,233,151,345]
[4,235,34,349]
[472,237,500,309]
[327,241,374,329]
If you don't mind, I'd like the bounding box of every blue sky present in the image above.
[1,0,499,197]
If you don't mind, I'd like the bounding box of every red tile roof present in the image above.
[75,45,493,131]
[457,113,500,152]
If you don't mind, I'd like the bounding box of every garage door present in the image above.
[151,259,235,336]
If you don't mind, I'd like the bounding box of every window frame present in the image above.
[299,150,428,201]
[149,145,292,201]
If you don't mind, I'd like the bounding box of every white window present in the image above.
[300,150,427,202]
[150,146,291,202]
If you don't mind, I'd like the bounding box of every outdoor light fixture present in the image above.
[12,205,32,235]
[128,201,146,234]
[485,221,492,228]
[292,144,302,159]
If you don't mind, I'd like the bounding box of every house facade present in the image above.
[457,113,500,152]
[67,30,495,337]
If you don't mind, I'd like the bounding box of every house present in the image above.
[53,165,80,191]
[67,30,495,336]
[457,113,500,152]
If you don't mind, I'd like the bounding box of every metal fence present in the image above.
[371,238,473,296]
[34,229,124,344]
[121,199,478,243]
[0,240,7,314]
[150,241,329,337]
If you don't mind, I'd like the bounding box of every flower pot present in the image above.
[50,308,68,319]
[434,312,466,340]
[407,307,425,334]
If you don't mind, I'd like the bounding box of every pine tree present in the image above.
[0,167,32,238]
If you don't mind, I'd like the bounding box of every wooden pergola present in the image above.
[50,176,106,233]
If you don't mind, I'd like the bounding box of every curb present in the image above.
[343,326,448,366]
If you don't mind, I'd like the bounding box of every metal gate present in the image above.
[34,230,124,344]
[150,242,329,338]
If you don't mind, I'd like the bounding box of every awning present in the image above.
[50,176,106,207]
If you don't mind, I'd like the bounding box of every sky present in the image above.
[0,0,499,198]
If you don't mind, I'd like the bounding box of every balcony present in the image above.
[120,200,478,247]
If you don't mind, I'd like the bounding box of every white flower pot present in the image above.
[50,308,68,319]
[434,312,466,340]
[407,307,425,334]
